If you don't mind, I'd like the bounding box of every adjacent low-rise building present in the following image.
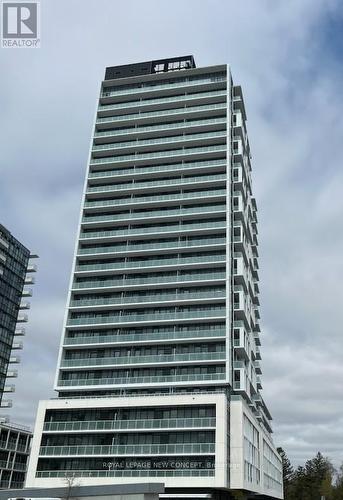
[0,421,31,489]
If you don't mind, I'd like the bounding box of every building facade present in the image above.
[26,56,283,499]
[0,224,37,410]
[0,224,36,487]
[0,422,32,489]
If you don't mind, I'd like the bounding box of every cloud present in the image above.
[1,0,342,468]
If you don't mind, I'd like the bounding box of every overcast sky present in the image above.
[1,0,342,468]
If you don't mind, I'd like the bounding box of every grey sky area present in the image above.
[0,0,342,467]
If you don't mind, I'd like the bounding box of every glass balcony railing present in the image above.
[67,308,226,326]
[36,469,215,478]
[70,288,225,307]
[92,131,227,153]
[80,221,226,241]
[84,188,227,209]
[97,90,226,114]
[88,158,226,179]
[75,255,225,273]
[39,442,215,456]
[101,75,226,99]
[81,204,226,225]
[43,416,216,432]
[58,372,225,387]
[77,237,226,256]
[94,118,226,140]
[96,102,227,125]
[61,351,226,368]
[72,270,226,290]
[90,145,227,167]
[87,173,226,194]
[233,360,245,369]
[64,327,226,346]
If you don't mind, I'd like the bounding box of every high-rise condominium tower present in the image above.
[0,224,37,410]
[27,56,283,500]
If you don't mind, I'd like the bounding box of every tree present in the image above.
[277,447,294,499]
[292,453,335,500]
[62,473,80,500]
[333,463,343,500]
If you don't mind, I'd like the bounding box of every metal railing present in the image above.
[36,469,215,478]
[97,90,226,114]
[64,327,225,345]
[88,158,226,180]
[43,416,216,432]
[84,188,227,209]
[100,75,226,98]
[94,118,226,140]
[74,255,225,273]
[72,271,226,290]
[67,308,226,326]
[89,144,227,166]
[86,173,226,193]
[61,351,226,368]
[70,288,225,307]
[81,204,226,225]
[79,220,226,240]
[96,102,226,125]
[77,237,226,256]
[57,372,225,387]
[39,442,215,456]
[92,131,226,153]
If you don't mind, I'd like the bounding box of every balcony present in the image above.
[88,158,226,182]
[11,341,23,349]
[233,360,245,369]
[72,270,226,293]
[60,351,226,369]
[74,255,226,276]
[36,469,215,478]
[69,289,225,309]
[64,327,225,347]
[81,205,226,227]
[77,237,226,258]
[79,220,226,243]
[9,355,21,363]
[97,90,226,116]
[100,75,226,101]
[0,236,9,249]
[254,361,262,374]
[89,144,227,169]
[43,416,216,433]
[84,188,226,211]
[19,301,30,310]
[66,308,226,328]
[91,131,227,157]
[57,371,225,388]
[94,118,227,143]
[39,442,215,457]
[14,328,25,336]
[96,102,227,129]
[86,173,226,196]
[233,331,249,361]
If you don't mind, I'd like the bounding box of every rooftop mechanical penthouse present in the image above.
[26,56,283,500]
